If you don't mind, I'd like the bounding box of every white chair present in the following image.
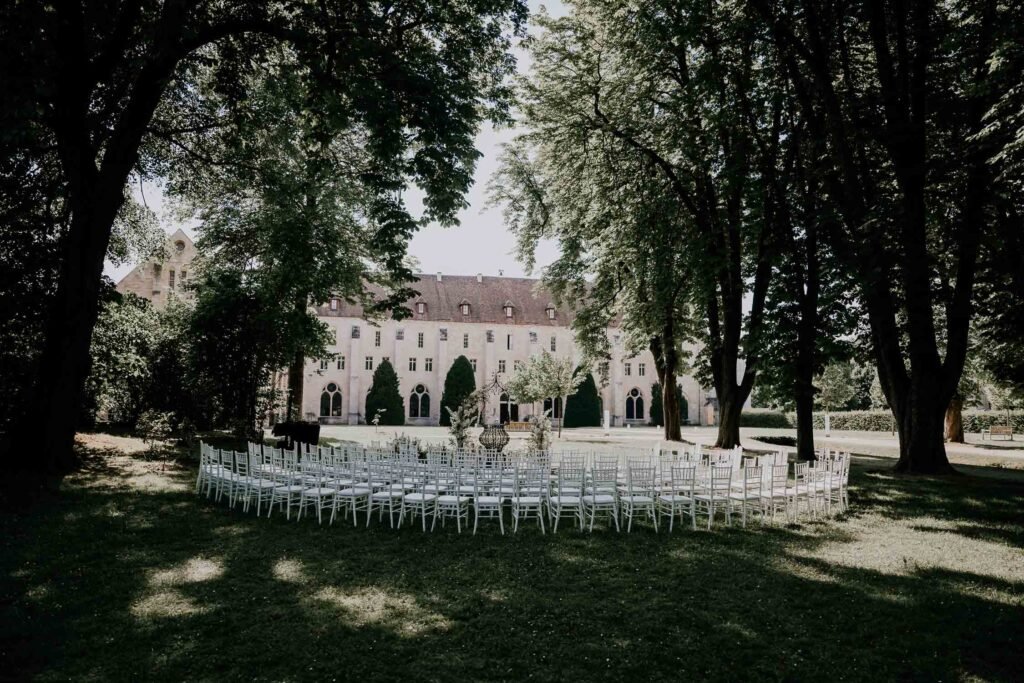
[620,464,658,532]
[267,449,305,520]
[297,459,336,525]
[787,462,811,518]
[729,465,764,528]
[398,464,438,531]
[332,459,372,526]
[657,464,697,532]
[435,465,471,532]
[510,463,547,533]
[694,465,733,529]
[367,461,406,528]
[472,463,505,535]
[761,464,790,523]
[582,465,620,532]
[547,466,584,532]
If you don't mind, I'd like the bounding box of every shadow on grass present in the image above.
[1,445,1022,681]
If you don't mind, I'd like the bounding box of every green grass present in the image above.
[2,442,1022,681]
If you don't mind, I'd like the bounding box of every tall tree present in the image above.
[365,360,405,427]
[494,1,780,447]
[751,0,1023,472]
[440,356,478,427]
[0,0,527,493]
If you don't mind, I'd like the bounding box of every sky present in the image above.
[104,1,567,285]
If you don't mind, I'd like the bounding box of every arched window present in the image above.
[320,383,343,417]
[409,384,430,418]
[626,388,644,420]
[499,393,519,423]
[542,396,563,419]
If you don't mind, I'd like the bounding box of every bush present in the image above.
[650,382,689,427]
[799,410,1023,433]
[365,359,405,426]
[740,410,794,428]
[439,356,477,427]
[563,372,602,427]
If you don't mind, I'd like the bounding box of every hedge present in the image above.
[805,410,1023,433]
[739,410,794,428]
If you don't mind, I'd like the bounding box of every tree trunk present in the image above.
[662,378,682,442]
[944,394,965,444]
[892,375,956,474]
[715,390,743,448]
[287,352,305,422]
[794,385,816,461]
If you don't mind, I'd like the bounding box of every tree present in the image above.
[0,0,527,492]
[504,352,583,437]
[446,394,481,449]
[440,356,478,427]
[563,372,602,428]
[751,0,1024,472]
[816,362,856,436]
[494,2,778,448]
[365,360,404,427]
[650,382,688,429]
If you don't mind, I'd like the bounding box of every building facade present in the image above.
[303,273,707,427]
[115,229,196,309]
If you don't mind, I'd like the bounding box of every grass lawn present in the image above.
[2,435,1023,681]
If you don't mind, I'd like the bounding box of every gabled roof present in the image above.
[317,274,574,326]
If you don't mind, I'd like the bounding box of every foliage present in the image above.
[649,382,689,427]
[365,360,404,427]
[446,396,480,449]
[81,292,160,427]
[136,410,173,458]
[740,411,794,429]
[562,372,602,428]
[440,356,478,427]
[816,363,856,414]
[527,410,553,452]
[870,373,889,410]
[505,352,583,437]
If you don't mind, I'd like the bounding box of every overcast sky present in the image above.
[105,1,566,284]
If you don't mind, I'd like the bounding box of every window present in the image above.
[460,301,471,316]
[330,298,338,311]
[416,301,427,314]
[174,240,186,253]
[506,334,512,350]
[180,271,187,286]
[626,388,645,420]
[153,264,161,278]
[408,384,430,419]
[320,383,343,417]
[514,360,523,371]
[599,361,609,379]
[396,329,404,341]
[337,356,345,370]
[425,358,433,371]
[529,331,538,344]
[409,357,417,371]
[624,362,632,376]
[486,330,494,343]
[365,356,373,370]
[499,392,519,423]
[382,356,390,364]
[352,325,361,339]
[463,333,470,348]
[168,269,176,290]
[320,359,329,371]
[545,305,556,320]
[503,301,514,318]
[417,332,424,348]
[375,330,381,347]
[550,336,557,352]
[470,359,477,371]
[498,360,506,373]
[638,363,646,377]
[543,396,564,419]
[440,328,448,341]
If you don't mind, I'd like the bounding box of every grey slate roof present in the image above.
[316,274,573,327]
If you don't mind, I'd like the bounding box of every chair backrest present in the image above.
[554,466,584,494]
[626,465,657,496]
[740,465,762,493]
[710,465,733,493]
[670,465,697,495]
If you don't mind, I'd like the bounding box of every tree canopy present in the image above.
[365,360,405,427]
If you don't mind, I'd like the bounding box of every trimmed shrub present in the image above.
[365,359,404,426]
[740,410,794,428]
[439,356,477,426]
[802,410,1023,433]
[563,372,602,427]
[650,382,689,426]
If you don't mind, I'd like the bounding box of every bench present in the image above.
[505,421,531,432]
[981,425,1014,441]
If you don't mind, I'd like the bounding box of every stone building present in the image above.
[115,229,197,309]
[304,273,707,427]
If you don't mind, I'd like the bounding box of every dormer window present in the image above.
[416,301,427,315]
[546,304,556,320]
[503,300,514,318]
[329,298,338,311]
[460,300,471,316]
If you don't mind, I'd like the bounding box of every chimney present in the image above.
[436,272,442,282]
[476,273,483,283]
